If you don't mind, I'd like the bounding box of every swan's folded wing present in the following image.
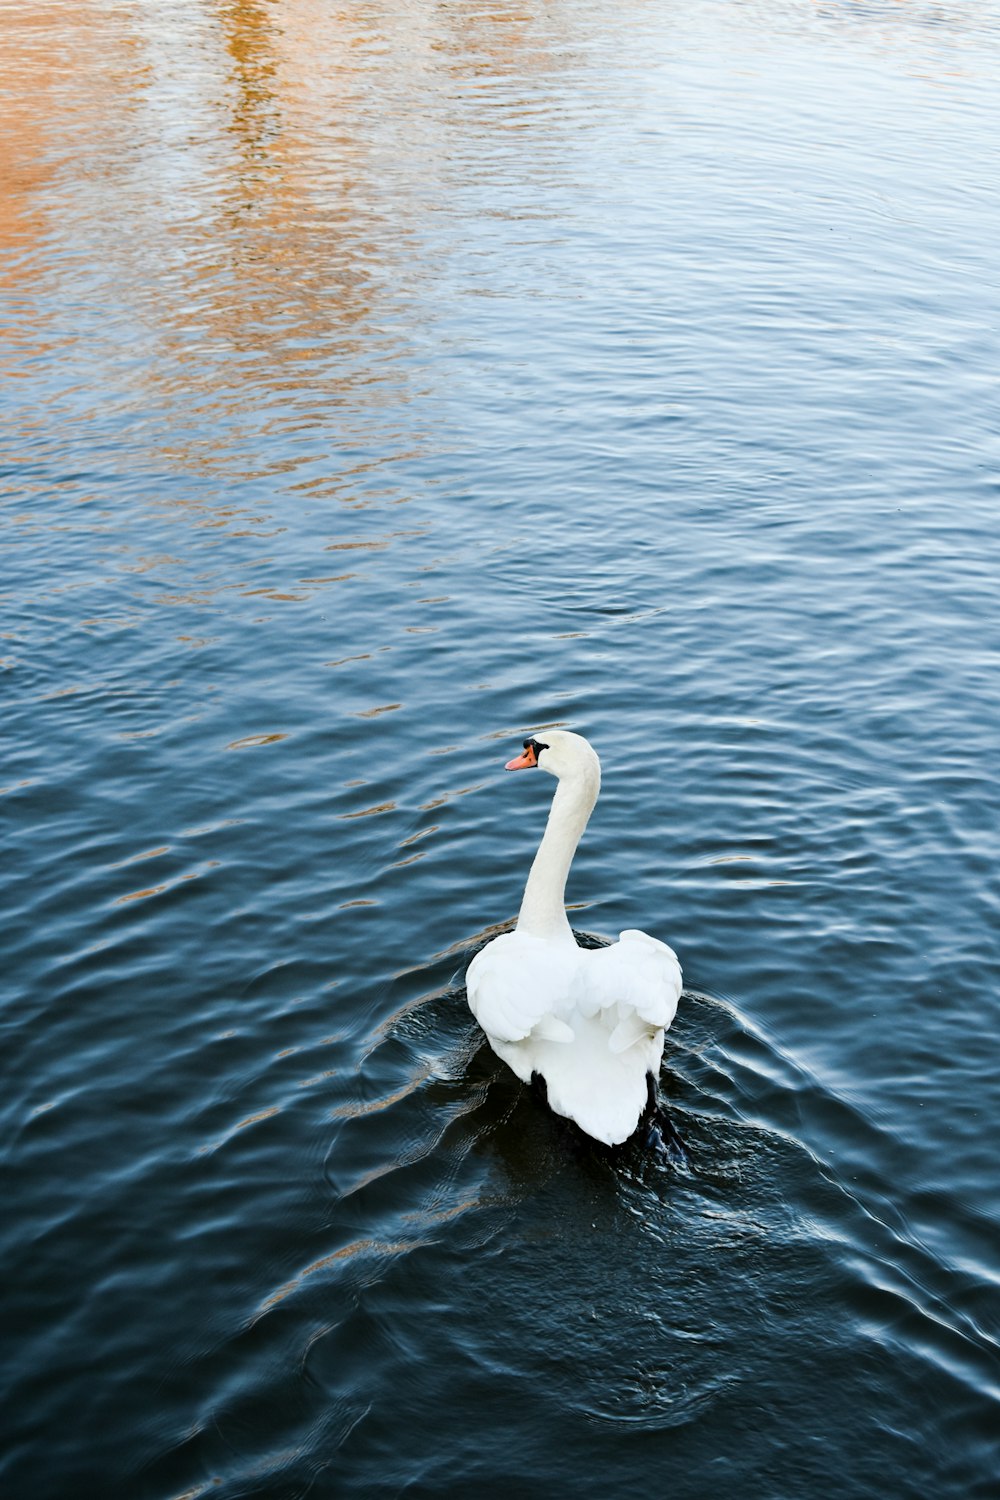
[466,933,576,1044]
[587,929,683,1032]
[607,1012,656,1054]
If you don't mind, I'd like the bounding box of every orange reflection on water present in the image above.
[2,0,591,503]
[1,0,140,377]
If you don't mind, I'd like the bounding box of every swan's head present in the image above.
[505,729,601,787]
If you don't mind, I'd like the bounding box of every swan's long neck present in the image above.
[516,764,600,941]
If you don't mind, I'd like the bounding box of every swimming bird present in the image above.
[466,729,684,1150]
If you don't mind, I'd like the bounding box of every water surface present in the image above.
[3,2,1000,1496]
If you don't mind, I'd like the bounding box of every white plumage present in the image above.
[466,730,682,1145]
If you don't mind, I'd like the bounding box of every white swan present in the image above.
[466,729,682,1146]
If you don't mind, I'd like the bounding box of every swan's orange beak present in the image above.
[505,743,538,770]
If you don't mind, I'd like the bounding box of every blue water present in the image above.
[3,1,1000,1495]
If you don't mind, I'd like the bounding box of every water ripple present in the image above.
[5,0,1000,1496]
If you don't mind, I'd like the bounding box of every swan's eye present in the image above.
[526,738,549,756]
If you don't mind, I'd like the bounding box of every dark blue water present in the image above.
[3,2,1000,1495]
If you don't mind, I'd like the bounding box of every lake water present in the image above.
[3,1,1000,1495]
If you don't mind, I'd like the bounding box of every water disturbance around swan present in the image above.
[3,2,1000,1496]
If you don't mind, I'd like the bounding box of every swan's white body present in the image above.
[466,730,681,1145]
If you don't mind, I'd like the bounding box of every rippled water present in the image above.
[4,1,1000,1495]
